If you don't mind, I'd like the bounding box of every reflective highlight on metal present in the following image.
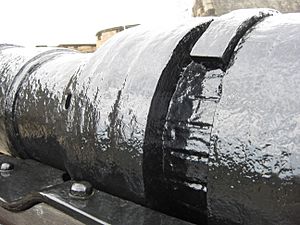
[190,8,279,64]
[0,162,14,172]
[0,154,65,210]
[0,154,193,225]
[0,45,74,158]
[0,8,300,225]
[208,13,300,225]
[70,181,93,199]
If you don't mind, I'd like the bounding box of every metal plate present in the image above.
[0,203,84,225]
[40,181,194,225]
[0,154,65,211]
[0,154,194,225]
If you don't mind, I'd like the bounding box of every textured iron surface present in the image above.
[12,52,89,170]
[0,18,213,224]
[160,9,278,224]
[190,9,278,64]
[59,19,212,206]
[0,46,74,157]
[162,62,224,223]
[209,14,300,225]
[0,46,44,154]
[1,9,300,225]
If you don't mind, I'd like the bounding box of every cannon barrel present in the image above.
[0,9,300,225]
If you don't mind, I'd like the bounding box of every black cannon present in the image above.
[0,9,299,225]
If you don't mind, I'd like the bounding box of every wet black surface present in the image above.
[0,46,45,154]
[0,47,74,158]
[162,62,223,223]
[12,52,88,170]
[59,19,212,208]
[0,18,213,224]
[141,20,212,220]
[159,9,279,224]
[191,8,278,66]
[209,14,300,225]
[1,9,300,225]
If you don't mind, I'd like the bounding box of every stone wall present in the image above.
[96,24,139,48]
[193,0,215,16]
[193,0,300,16]
[57,44,96,53]
[96,28,122,48]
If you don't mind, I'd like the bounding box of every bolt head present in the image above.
[0,162,14,172]
[70,181,93,199]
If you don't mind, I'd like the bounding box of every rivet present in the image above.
[0,162,14,172]
[70,181,93,199]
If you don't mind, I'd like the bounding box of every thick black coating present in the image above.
[0,20,213,224]
[12,53,89,171]
[59,19,212,208]
[162,62,223,223]
[191,8,278,66]
[0,46,61,154]
[140,22,213,223]
[1,10,300,225]
[209,14,300,225]
[4,49,75,160]
[161,8,278,224]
